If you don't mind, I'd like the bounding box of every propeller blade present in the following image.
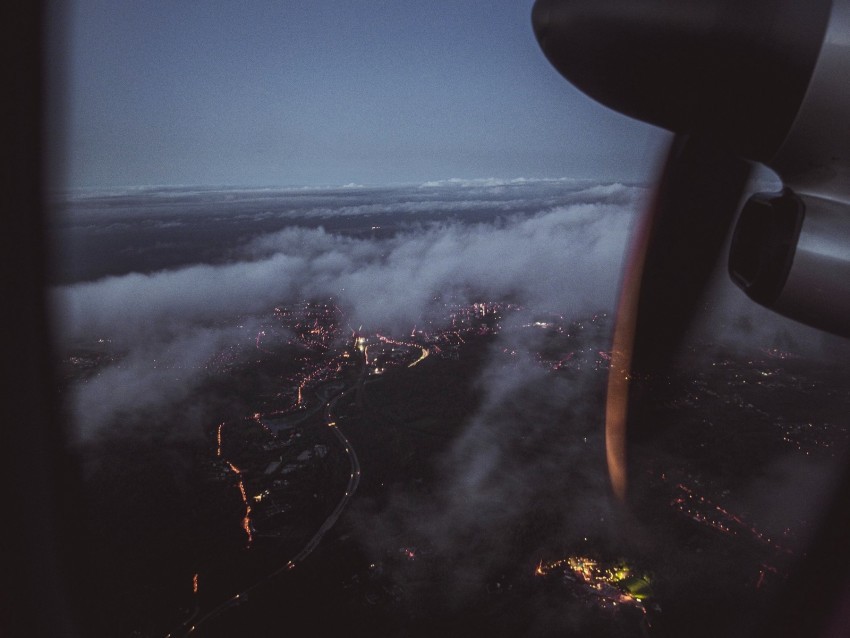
[631,136,752,373]
[605,134,751,501]
[532,1,850,635]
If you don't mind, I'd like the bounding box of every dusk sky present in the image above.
[54,0,670,189]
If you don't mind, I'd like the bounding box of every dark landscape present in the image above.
[52,182,850,637]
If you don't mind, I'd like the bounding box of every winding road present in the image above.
[177,385,362,637]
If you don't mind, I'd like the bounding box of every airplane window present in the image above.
[40,2,850,638]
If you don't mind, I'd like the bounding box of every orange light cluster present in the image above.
[216,422,224,457]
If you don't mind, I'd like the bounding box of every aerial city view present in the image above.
[53,182,850,637]
[43,1,850,637]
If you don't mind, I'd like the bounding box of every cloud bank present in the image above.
[54,178,841,439]
[54,182,642,436]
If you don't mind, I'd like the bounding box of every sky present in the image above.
[53,0,669,189]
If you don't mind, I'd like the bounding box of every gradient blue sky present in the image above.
[56,0,669,189]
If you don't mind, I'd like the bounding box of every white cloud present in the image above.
[54,183,645,437]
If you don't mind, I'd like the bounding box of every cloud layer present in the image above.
[54,182,643,436]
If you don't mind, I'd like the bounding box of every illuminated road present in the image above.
[408,346,429,367]
[173,331,431,637]
[178,386,361,638]
[162,307,506,638]
[290,390,361,563]
[375,333,430,368]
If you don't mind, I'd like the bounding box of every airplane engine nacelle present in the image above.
[729,189,850,337]
[532,0,850,337]
[731,0,850,337]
